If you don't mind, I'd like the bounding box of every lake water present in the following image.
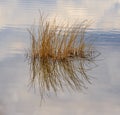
[0,1,120,115]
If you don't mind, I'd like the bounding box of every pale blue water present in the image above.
[0,1,120,115]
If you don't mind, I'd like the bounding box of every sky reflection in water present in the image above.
[0,0,120,115]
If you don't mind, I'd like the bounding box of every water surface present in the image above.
[0,1,120,115]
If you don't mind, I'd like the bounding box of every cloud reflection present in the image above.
[0,28,27,61]
[0,28,120,115]
[0,0,120,30]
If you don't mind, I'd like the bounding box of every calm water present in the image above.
[0,1,120,115]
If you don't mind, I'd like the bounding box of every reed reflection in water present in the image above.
[26,14,100,100]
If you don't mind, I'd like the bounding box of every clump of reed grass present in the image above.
[27,13,100,100]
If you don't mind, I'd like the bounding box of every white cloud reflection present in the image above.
[0,0,120,30]
[0,28,28,61]
[0,28,120,115]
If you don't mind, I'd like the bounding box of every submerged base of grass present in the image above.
[26,14,100,101]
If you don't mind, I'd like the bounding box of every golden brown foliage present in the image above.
[27,13,100,100]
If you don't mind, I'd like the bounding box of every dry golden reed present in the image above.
[27,13,100,100]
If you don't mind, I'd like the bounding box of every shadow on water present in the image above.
[26,12,100,101]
